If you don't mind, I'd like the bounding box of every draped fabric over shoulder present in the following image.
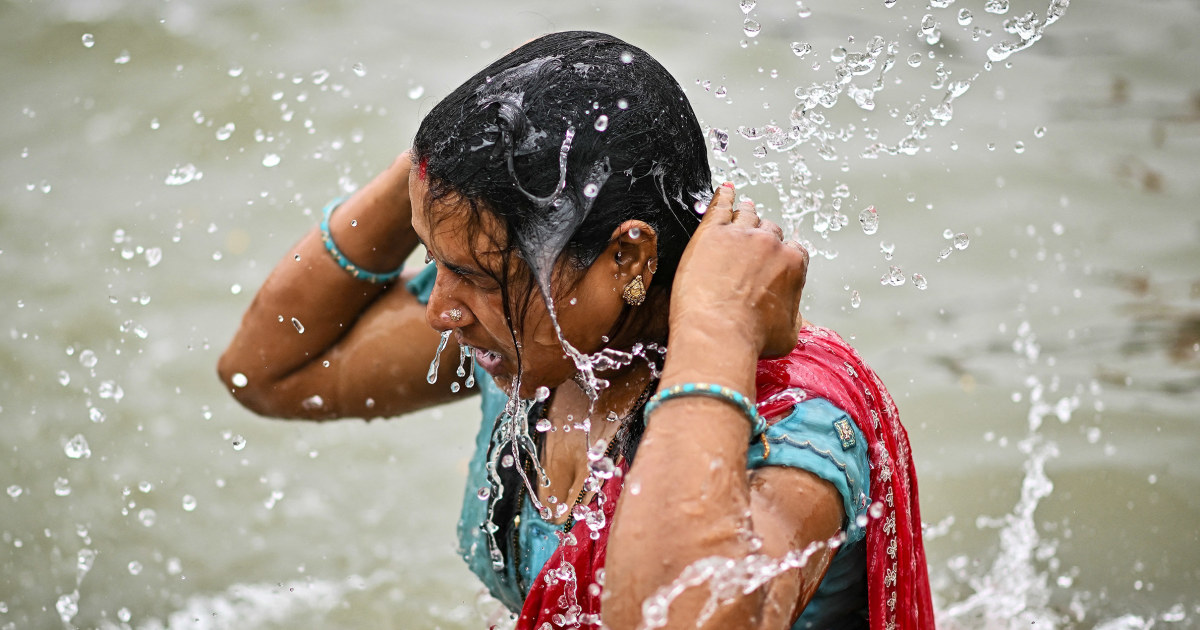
[514,326,934,630]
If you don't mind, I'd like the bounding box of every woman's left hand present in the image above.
[668,183,809,359]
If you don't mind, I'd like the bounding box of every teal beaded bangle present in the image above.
[319,197,404,284]
[642,382,766,436]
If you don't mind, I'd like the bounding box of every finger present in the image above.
[760,218,785,241]
[703,183,736,225]
[731,200,759,227]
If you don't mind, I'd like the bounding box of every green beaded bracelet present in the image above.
[642,382,766,436]
[319,197,404,284]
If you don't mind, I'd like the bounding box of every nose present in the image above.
[425,273,472,332]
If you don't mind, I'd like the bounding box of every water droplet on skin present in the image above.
[743,19,761,37]
[302,394,324,410]
[64,434,91,459]
[231,435,246,451]
[182,495,197,511]
[231,372,248,388]
[81,33,95,48]
[407,85,425,100]
[262,153,281,168]
[291,317,305,334]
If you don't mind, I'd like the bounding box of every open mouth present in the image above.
[473,347,504,375]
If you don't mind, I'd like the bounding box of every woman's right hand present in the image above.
[667,183,809,361]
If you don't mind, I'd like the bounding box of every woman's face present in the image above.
[409,176,641,397]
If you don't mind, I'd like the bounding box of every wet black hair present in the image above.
[410,31,711,577]
[411,30,711,314]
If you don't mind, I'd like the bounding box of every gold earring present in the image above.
[622,275,646,306]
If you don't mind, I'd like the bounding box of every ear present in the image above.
[603,220,659,293]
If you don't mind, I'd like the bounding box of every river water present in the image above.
[2,0,1198,628]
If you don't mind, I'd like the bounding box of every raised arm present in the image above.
[217,153,469,420]
[604,186,841,629]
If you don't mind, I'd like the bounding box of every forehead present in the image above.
[409,175,508,260]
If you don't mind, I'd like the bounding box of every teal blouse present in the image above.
[408,265,870,628]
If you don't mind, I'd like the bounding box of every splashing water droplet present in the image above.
[594,115,608,131]
[231,435,246,451]
[743,19,761,37]
[1034,126,1046,138]
[536,417,552,432]
[907,53,923,68]
[138,508,157,527]
[56,592,79,623]
[740,0,756,14]
[114,50,131,64]
[957,8,974,25]
[1014,141,1026,154]
[79,349,97,368]
[984,0,1009,14]
[182,495,197,511]
[617,98,629,110]
[145,247,162,268]
[164,163,201,186]
[850,291,861,309]
[65,434,91,459]
[57,371,70,386]
[89,407,105,423]
[619,51,634,64]
[54,477,71,496]
[953,233,970,250]
[880,265,906,286]
[227,65,244,78]
[912,273,928,290]
[352,62,366,77]
[407,85,425,99]
[262,153,281,168]
[127,561,143,575]
[583,183,600,198]
[6,485,21,498]
[791,41,812,57]
[81,33,94,48]
[858,206,879,235]
[427,330,452,384]
[216,122,235,141]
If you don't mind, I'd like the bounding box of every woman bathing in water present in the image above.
[219,31,933,630]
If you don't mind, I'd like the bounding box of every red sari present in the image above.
[516,326,935,629]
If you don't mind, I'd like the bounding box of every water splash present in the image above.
[426,330,452,384]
